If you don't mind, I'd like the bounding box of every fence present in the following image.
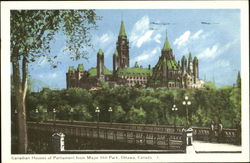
[47,120,240,144]
[27,122,186,153]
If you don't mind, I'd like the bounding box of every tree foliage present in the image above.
[25,81,241,129]
[11,10,100,153]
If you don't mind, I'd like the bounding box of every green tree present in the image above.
[126,106,146,124]
[112,105,126,123]
[135,96,162,124]
[11,10,99,153]
[73,105,92,121]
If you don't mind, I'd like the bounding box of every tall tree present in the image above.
[11,10,100,153]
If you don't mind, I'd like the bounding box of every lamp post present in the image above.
[35,108,39,123]
[172,104,178,132]
[182,96,191,128]
[70,108,74,123]
[108,107,113,125]
[43,109,48,122]
[95,107,100,139]
[53,108,56,122]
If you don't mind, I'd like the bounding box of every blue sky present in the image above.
[29,9,240,90]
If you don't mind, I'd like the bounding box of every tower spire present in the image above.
[119,20,127,37]
[162,28,171,51]
[166,28,168,40]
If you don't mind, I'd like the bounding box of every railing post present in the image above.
[133,132,136,144]
[104,129,108,140]
[141,133,146,145]
[123,131,127,143]
[113,131,117,142]
[165,135,169,149]
[52,133,65,154]
[182,129,187,152]
[153,134,157,146]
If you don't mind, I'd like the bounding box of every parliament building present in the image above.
[66,21,204,90]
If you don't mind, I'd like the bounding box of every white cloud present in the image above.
[137,54,150,62]
[173,31,191,47]
[132,47,160,63]
[215,60,230,68]
[173,29,211,49]
[136,31,154,48]
[153,34,162,44]
[130,16,162,48]
[197,39,238,60]
[191,30,203,40]
[197,45,219,59]
[100,33,110,43]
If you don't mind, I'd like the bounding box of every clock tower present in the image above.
[116,21,129,68]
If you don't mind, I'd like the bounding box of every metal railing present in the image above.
[27,121,186,152]
[46,120,240,144]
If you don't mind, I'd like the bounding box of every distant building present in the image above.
[66,21,204,89]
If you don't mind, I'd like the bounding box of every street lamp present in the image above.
[35,108,39,123]
[53,108,56,122]
[172,104,178,132]
[182,96,191,128]
[70,108,74,123]
[43,109,48,122]
[108,107,113,125]
[95,107,100,138]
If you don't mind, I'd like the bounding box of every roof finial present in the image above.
[166,28,168,40]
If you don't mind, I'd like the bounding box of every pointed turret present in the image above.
[113,49,118,56]
[161,31,174,59]
[162,37,171,51]
[236,71,241,88]
[98,49,104,55]
[113,49,120,73]
[119,21,127,37]
[193,56,199,83]
[77,64,84,72]
[181,56,187,74]
[188,52,193,74]
[68,66,75,72]
[97,49,104,79]
[188,52,192,61]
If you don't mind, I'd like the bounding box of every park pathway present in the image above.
[188,140,241,154]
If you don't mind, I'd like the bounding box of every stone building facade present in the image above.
[66,21,204,89]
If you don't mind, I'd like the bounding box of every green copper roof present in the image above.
[157,56,178,71]
[68,66,74,72]
[193,56,198,63]
[182,56,187,61]
[119,21,127,37]
[117,68,152,76]
[167,60,178,70]
[88,66,112,77]
[98,49,104,55]
[162,38,171,51]
[114,49,118,56]
[188,52,192,61]
[77,64,84,71]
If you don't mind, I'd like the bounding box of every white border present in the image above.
[1,1,249,163]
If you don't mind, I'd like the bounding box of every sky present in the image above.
[29,9,240,90]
